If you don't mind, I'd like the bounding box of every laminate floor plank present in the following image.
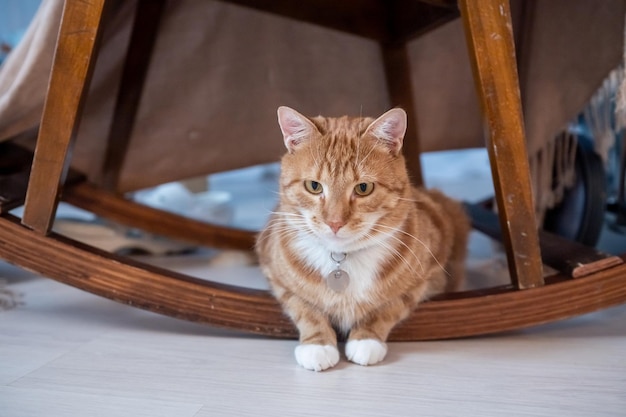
[0,386,203,417]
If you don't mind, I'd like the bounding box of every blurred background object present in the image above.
[0,0,40,64]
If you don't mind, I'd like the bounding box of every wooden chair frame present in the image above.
[1,0,625,340]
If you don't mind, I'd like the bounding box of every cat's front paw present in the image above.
[294,344,340,371]
[345,339,388,366]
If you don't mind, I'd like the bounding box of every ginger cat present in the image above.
[256,106,469,371]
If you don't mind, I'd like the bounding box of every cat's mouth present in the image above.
[318,228,365,253]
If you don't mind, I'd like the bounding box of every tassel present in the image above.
[584,72,617,164]
[615,12,626,132]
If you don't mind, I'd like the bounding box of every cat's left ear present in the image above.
[364,108,407,156]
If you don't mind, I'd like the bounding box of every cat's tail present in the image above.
[425,189,471,293]
[444,198,470,292]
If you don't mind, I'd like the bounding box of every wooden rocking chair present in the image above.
[1,0,625,340]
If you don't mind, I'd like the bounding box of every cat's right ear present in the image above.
[277,106,318,153]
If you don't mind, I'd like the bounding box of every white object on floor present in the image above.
[133,182,234,225]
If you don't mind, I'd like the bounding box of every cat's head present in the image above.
[276,106,413,253]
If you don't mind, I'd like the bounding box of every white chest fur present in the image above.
[293,236,389,302]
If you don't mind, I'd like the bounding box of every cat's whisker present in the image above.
[356,143,377,173]
[269,211,306,218]
[356,107,364,166]
[257,223,308,245]
[264,220,304,231]
[359,220,425,273]
[363,230,424,280]
[262,216,307,231]
[366,226,426,276]
[264,219,310,234]
[372,223,451,277]
[269,216,311,230]
[307,141,322,173]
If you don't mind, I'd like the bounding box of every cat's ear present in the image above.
[364,108,407,156]
[277,106,319,153]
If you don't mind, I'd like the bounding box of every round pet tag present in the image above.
[327,269,350,292]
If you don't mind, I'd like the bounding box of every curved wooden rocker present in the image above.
[1,0,625,341]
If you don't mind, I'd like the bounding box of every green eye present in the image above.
[354,182,374,196]
[304,180,323,194]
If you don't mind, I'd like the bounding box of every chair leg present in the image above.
[458,0,544,289]
[21,0,108,234]
[381,42,424,186]
[101,0,166,191]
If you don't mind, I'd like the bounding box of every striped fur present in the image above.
[256,107,469,371]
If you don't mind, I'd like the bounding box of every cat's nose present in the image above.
[327,221,345,234]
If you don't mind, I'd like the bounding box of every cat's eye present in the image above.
[354,182,375,196]
[304,180,323,194]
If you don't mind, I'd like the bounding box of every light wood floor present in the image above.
[2,152,625,416]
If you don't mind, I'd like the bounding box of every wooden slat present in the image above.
[418,0,458,7]
[386,1,458,43]
[465,203,624,278]
[63,181,256,250]
[219,0,388,40]
[459,0,544,289]
[21,0,107,234]
[381,42,424,185]
[540,234,623,278]
[101,0,166,190]
[1,213,626,340]
[217,0,457,44]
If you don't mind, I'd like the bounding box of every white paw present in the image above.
[345,339,388,366]
[294,344,340,371]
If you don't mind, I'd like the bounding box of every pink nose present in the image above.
[327,221,344,234]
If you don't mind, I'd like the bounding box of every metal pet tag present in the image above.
[327,268,350,292]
